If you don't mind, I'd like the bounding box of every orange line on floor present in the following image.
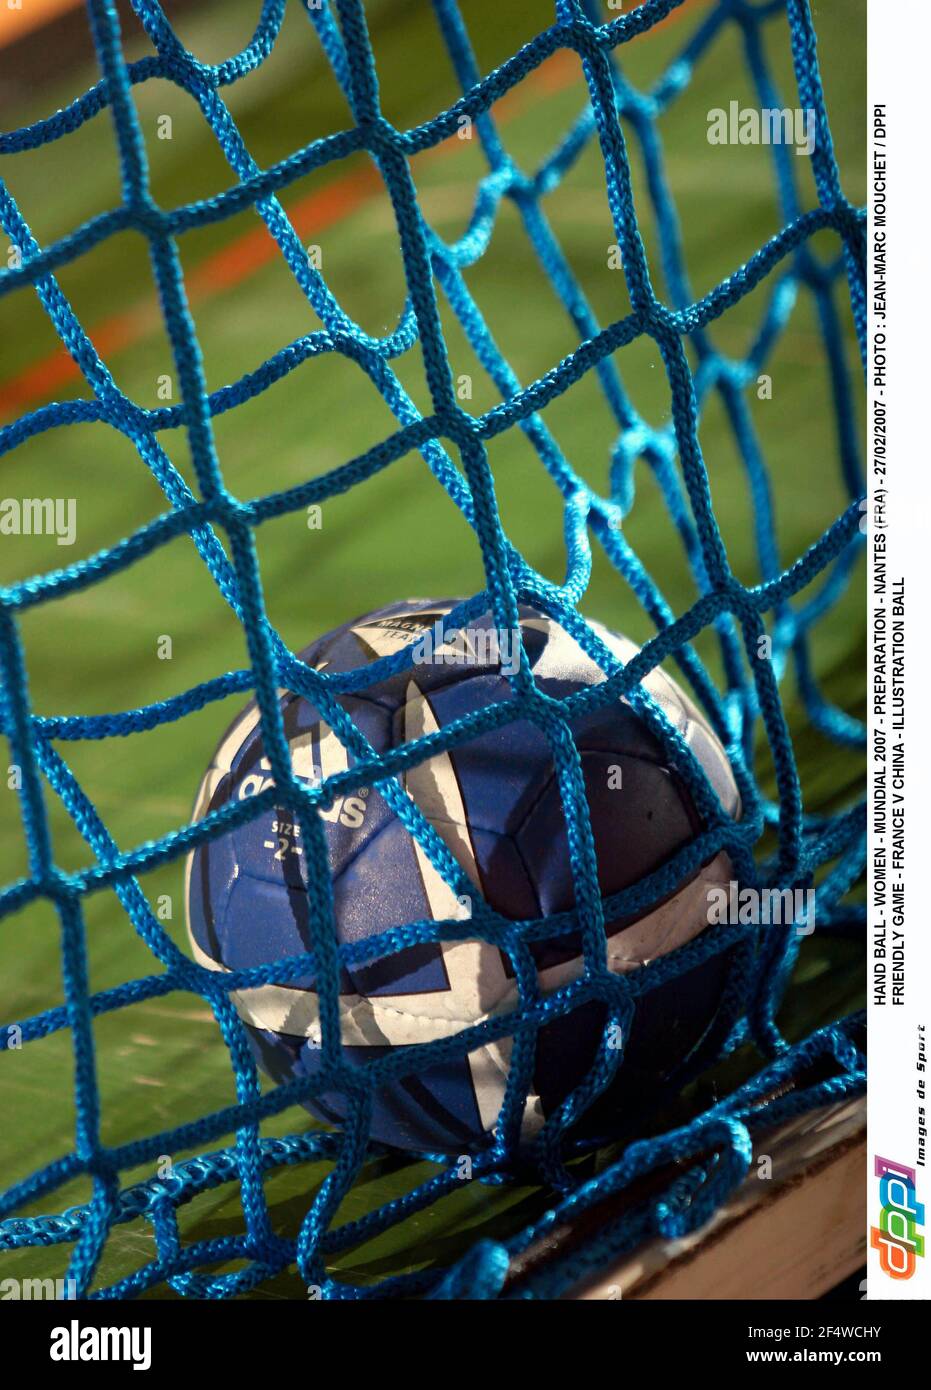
[0,0,702,422]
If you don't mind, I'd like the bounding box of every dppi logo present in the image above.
[870,1155,925,1279]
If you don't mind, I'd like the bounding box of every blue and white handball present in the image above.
[186,599,739,1152]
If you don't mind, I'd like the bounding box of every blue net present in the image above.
[0,0,865,1299]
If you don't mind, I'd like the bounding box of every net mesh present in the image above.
[0,0,865,1299]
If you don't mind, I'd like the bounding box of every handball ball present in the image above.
[186,599,739,1152]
